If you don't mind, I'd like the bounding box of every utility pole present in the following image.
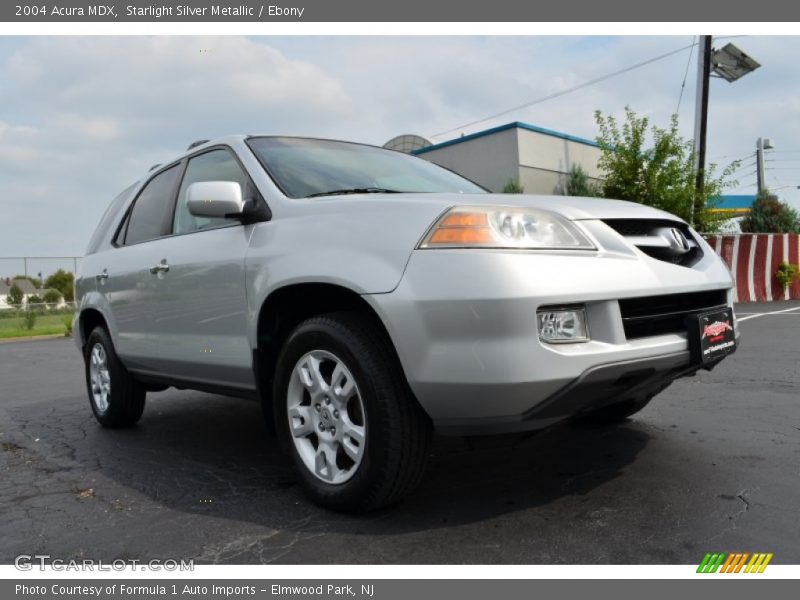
[692,35,713,226]
[755,137,774,195]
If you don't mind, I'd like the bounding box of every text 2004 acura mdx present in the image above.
[75,136,738,511]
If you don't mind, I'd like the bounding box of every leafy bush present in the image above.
[27,294,44,307]
[63,314,74,337]
[503,179,524,194]
[740,190,800,233]
[19,310,36,331]
[775,262,800,291]
[8,283,24,307]
[43,289,63,306]
[563,164,600,197]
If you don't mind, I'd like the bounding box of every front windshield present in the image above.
[247,137,486,198]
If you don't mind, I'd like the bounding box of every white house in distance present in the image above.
[392,121,604,194]
[0,277,66,310]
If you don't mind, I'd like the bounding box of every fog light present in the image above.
[537,307,590,343]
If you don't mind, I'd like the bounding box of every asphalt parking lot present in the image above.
[1,301,799,565]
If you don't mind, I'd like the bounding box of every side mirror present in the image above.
[186,181,244,219]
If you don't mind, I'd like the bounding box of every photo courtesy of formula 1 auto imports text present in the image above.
[0,0,799,597]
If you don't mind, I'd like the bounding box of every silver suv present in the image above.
[76,136,738,511]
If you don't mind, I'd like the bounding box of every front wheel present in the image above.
[273,312,431,513]
[84,326,146,428]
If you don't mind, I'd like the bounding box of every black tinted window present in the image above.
[124,165,180,245]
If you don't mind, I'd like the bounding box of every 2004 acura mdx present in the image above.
[75,136,739,512]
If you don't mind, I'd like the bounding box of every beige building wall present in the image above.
[415,123,603,195]
[516,128,602,194]
[413,127,520,192]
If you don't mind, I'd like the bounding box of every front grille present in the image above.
[603,219,703,267]
[619,289,728,339]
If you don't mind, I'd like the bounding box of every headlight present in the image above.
[419,206,596,250]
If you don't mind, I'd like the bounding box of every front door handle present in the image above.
[149,260,170,275]
[95,269,109,281]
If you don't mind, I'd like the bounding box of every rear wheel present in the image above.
[84,327,146,428]
[273,312,431,512]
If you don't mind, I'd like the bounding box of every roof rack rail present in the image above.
[187,139,210,151]
[148,163,162,172]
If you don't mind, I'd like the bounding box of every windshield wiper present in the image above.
[305,187,402,198]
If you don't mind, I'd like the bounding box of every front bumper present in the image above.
[366,246,736,434]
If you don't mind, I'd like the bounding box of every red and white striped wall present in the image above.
[705,234,800,303]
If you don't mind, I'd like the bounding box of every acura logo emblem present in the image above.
[666,227,691,254]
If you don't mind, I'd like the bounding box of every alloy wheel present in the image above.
[286,350,367,484]
[89,342,111,413]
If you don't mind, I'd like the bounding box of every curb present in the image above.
[0,333,71,344]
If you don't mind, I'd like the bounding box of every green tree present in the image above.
[44,269,75,302]
[594,107,739,232]
[8,283,24,306]
[502,179,524,194]
[740,190,800,233]
[563,164,600,197]
[43,289,63,306]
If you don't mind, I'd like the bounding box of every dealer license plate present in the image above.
[687,307,737,364]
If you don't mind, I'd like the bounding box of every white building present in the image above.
[406,121,603,194]
[0,277,65,310]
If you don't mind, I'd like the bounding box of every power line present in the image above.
[675,36,696,115]
[430,42,696,140]
[709,151,755,163]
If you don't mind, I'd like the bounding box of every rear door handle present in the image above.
[95,269,109,281]
[149,260,170,274]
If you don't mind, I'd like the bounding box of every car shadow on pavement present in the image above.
[6,389,652,540]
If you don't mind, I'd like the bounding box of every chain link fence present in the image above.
[1,257,81,338]
[0,256,82,279]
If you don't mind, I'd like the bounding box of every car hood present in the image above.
[261,192,690,296]
[309,192,685,223]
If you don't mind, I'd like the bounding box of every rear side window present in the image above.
[86,182,137,255]
[122,165,181,245]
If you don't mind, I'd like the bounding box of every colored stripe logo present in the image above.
[697,552,773,573]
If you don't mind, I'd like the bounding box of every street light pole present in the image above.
[692,35,713,225]
[691,39,760,226]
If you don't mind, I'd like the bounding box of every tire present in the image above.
[84,326,146,428]
[273,312,431,512]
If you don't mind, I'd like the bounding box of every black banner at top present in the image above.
[3,0,799,22]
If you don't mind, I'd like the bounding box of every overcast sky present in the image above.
[1,35,799,271]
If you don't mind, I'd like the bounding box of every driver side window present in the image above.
[173,149,251,235]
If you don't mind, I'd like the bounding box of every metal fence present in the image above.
[0,256,82,279]
[1,256,83,302]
